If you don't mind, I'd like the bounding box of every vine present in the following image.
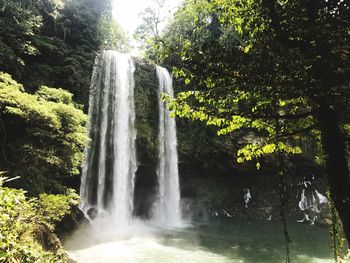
[327,191,347,262]
[275,109,291,263]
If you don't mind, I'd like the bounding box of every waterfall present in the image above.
[80,51,137,225]
[297,177,328,224]
[153,66,182,227]
[79,54,181,227]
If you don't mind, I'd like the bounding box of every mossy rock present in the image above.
[133,59,159,168]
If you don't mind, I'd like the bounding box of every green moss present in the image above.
[134,61,159,167]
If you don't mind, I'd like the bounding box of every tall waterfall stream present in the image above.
[79,51,137,225]
[152,66,182,227]
[64,51,334,263]
[79,51,182,226]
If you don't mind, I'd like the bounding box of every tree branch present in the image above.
[248,110,315,120]
[261,0,311,50]
[278,124,317,138]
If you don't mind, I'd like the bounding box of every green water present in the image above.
[167,219,333,262]
[65,219,334,263]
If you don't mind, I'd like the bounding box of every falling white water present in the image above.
[79,50,137,225]
[243,188,252,208]
[153,66,182,227]
[297,178,328,224]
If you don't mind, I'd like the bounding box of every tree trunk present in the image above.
[316,103,350,249]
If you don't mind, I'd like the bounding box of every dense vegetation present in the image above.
[0,0,128,104]
[0,72,87,194]
[141,0,350,257]
[0,175,79,262]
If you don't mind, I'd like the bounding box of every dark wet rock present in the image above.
[56,205,89,238]
[87,207,98,220]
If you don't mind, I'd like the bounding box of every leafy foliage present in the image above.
[0,0,128,104]
[0,0,42,77]
[151,0,349,163]
[0,72,88,194]
[147,0,350,246]
[38,190,80,227]
[0,176,78,262]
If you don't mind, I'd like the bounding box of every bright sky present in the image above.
[112,0,181,37]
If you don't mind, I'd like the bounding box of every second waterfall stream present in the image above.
[152,66,182,227]
[79,50,182,228]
